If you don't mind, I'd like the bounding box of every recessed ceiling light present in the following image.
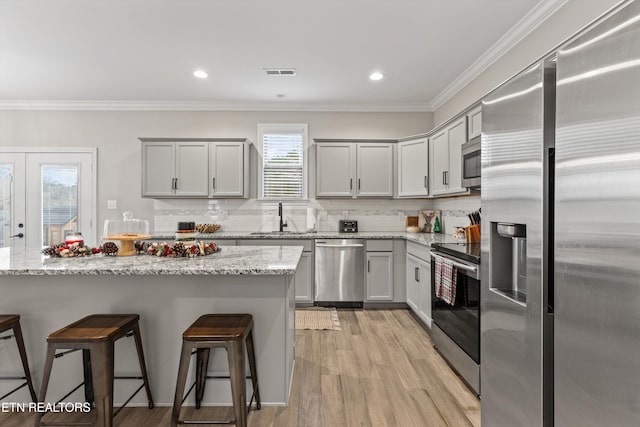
[193,69,208,79]
[369,71,384,81]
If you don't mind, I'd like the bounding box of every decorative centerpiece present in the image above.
[137,241,219,258]
[42,242,97,258]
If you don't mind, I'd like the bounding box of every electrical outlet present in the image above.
[107,200,117,210]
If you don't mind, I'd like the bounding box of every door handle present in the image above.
[10,233,24,238]
[358,178,361,191]
[212,177,216,190]
[350,178,353,191]
[415,267,420,282]
[445,171,449,185]
[367,260,370,273]
[316,244,364,248]
[442,171,446,185]
[424,176,428,189]
[174,178,178,189]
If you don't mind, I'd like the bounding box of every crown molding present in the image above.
[430,0,569,110]
[0,100,434,113]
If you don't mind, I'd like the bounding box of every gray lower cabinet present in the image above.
[365,240,395,302]
[366,252,394,301]
[406,242,432,328]
[237,239,313,304]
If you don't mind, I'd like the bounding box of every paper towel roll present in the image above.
[306,208,316,231]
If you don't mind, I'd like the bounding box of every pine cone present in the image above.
[172,242,187,257]
[101,242,119,256]
[41,244,65,257]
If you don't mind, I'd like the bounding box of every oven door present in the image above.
[461,138,481,188]
[431,251,480,363]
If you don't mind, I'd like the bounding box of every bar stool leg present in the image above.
[227,340,247,427]
[34,344,57,427]
[245,330,261,410]
[12,321,37,402]
[82,349,95,405]
[195,348,211,409]
[131,322,154,408]
[171,340,193,427]
[90,342,115,427]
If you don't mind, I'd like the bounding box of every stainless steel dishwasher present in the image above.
[315,239,364,307]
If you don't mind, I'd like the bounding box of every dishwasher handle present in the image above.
[316,243,364,248]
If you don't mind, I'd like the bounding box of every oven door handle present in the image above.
[430,252,478,273]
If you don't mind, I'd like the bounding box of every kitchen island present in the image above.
[0,246,302,407]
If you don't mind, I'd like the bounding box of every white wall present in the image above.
[434,0,623,126]
[0,110,433,235]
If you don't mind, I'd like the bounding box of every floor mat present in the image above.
[295,307,341,330]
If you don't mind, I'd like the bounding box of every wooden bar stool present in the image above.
[0,315,37,402]
[35,314,154,427]
[171,314,261,427]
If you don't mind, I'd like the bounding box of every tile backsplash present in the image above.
[152,196,480,236]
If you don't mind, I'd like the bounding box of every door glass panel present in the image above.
[41,165,78,247]
[0,166,11,248]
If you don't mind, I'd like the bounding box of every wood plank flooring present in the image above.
[0,309,480,426]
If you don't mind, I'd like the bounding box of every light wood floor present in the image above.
[0,309,480,426]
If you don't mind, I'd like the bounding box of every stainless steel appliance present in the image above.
[461,137,481,189]
[315,239,364,307]
[338,220,358,233]
[482,2,640,426]
[430,242,481,395]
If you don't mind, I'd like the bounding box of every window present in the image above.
[258,124,308,199]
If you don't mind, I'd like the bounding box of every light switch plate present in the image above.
[107,200,117,210]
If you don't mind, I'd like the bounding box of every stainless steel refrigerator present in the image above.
[481,1,640,426]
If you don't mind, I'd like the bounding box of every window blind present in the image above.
[262,132,304,199]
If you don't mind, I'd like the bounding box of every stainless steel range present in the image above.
[430,242,481,395]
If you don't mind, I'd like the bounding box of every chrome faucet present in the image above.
[278,202,288,232]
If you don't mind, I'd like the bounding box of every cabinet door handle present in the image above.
[367,260,370,273]
[442,172,446,185]
[358,178,361,191]
[415,267,419,282]
[212,177,216,190]
[424,176,428,189]
[171,178,176,190]
[350,178,353,191]
[174,178,178,189]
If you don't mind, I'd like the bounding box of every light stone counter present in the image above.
[0,246,302,276]
[150,231,457,247]
[0,246,300,408]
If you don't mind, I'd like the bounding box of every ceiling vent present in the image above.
[264,68,297,76]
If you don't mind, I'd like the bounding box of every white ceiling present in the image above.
[0,0,560,111]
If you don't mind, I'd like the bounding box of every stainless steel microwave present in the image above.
[461,137,481,188]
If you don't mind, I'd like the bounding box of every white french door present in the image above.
[0,150,96,251]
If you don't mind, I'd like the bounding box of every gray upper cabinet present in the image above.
[316,143,356,197]
[316,140,394,198]
[209,141,248,197]
[141,141,175,197]
[141,138,249,198]
[356,143,393,197]
[397,137,429,197]
[429,117,467,196]
[176,142,209,197]
[466,105,482,140]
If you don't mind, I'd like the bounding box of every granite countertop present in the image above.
[150,231,457,247]
[0,246,303,276]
